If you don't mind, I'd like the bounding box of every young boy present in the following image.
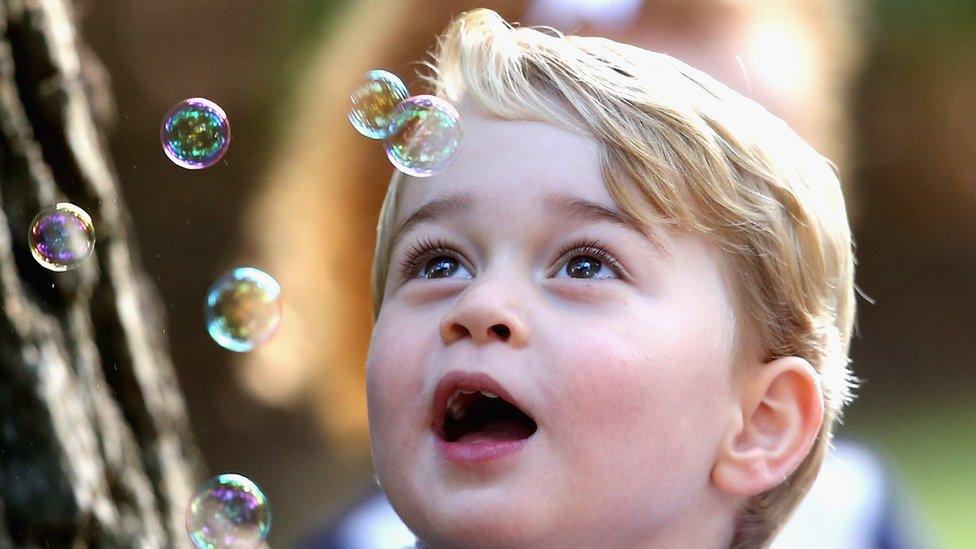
[365,8,857,548]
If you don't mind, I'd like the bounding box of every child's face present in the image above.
[367,104,743,547]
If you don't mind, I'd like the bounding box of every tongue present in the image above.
[455,419,535,444]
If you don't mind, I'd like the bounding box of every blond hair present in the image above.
[370,9,859,548]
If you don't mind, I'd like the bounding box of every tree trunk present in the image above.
[0,0,202,546]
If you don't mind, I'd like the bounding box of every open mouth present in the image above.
[438,390,538,444]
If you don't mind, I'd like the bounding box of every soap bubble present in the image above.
[161,97,230,169]
[28,203,95,271]
[348,69,409,139]
[186,473,271,549]
[384,95,461,177]
[205,267,282,352]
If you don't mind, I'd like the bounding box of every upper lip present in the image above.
[430,370,533,438]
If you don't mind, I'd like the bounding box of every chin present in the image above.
[401,496,550,549]
[412,526,541,549]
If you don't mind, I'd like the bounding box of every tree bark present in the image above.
[0,0,202,546]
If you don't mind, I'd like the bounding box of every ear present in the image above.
[711,356,825,497]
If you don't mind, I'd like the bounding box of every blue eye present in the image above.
[564,255,605,279]
[421,256,461,279]
[396,236,626,282]
[399,237,468,280]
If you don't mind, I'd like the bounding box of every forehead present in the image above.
[390,105,671,255]
[396,105,611,221]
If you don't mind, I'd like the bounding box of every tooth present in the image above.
[460,390,476,394]
[480,391,498,398]
[446,390,461,411]
[449,398,467,420]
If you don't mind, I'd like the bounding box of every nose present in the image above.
[439,281,530,348]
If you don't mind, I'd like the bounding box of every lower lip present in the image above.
[434,435,532,463]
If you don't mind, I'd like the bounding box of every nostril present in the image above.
[447,324,470,340]
[442,322,513,343]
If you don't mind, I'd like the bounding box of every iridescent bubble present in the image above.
[28,203,95,271]
[161,98,231,169]
[384,95,462,177]
[348,69,409,139]
[205,267,282,352]
[186,473,271,549]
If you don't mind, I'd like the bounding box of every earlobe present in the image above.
[711,356,825,497]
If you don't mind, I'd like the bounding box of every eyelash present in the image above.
[396,236,627,281]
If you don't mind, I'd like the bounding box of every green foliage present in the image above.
[289,0,351,58]
[845,394,976,549]
[872,0,976,38]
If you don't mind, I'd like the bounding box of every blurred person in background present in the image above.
[238,0,933,547]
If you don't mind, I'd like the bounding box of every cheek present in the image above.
[553,337,715,445]
[549,307,733,478]
[366,313,431,448]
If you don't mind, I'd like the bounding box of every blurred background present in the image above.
[73,0,975,546]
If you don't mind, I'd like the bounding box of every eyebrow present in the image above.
[389,191,666,256]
